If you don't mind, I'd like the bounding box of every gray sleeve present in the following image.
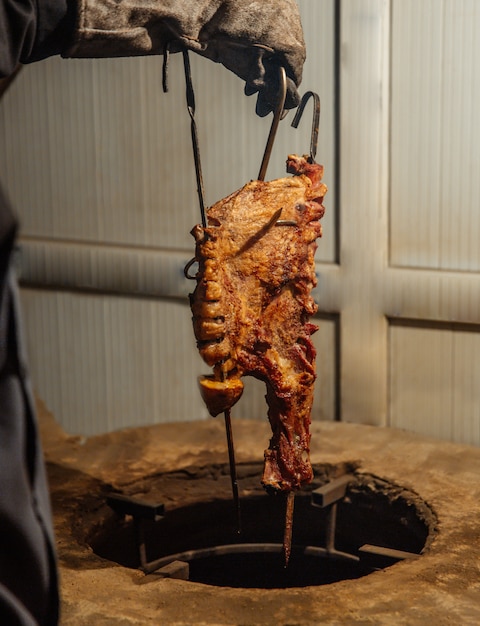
[63,0,306,114]
[0,0,74,77]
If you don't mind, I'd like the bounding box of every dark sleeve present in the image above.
[0,0,75,78]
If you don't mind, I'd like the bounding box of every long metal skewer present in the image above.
[280,91,321,566]
[224,408,241,534]
[182,56,305,544]
[257,66,288,181]
[182,50,207,228]
[283,491,295,566]
[182,50,241,532]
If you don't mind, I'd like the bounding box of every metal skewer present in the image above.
[283,491,295,566]
[290,90,321,163]
[274,92,321,231]
[182,50,241,532]
[224,408,241,534]
[181,57,313,545]
[257,66,288,181]
[182,50,207,228]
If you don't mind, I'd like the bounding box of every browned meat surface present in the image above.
[189,154,326,491]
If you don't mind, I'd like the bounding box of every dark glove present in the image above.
[64,0,305,116]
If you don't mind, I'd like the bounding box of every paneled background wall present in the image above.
[1,1,479,446]
[1,1,337,434]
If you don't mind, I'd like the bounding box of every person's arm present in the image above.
[63,0,305,115]
[0,0,305,115]
[0,0,75,77]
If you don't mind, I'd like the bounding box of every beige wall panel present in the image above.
[311,316,338,422]
[338,0,390,425]
[389,323,480,445]
[452,330,480,445]
[20,288,337,435]
[20,289,206,434]
[390,0,480,271]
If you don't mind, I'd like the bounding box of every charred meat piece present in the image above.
[189,154,326,492]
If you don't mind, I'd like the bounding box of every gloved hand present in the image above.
[64,0,305,116]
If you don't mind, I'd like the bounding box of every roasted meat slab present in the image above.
[189,154,326,492]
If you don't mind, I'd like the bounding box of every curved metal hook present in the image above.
[257,66,288,181]
[291,91,321,163]
[184,257,198,280]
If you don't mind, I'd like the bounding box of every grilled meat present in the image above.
[190,154,326,491]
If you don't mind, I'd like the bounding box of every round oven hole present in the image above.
[87,464,436,589]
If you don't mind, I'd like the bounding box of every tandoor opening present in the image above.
[88,463,436,589]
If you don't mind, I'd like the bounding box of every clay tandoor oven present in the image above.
[39,403,480,625]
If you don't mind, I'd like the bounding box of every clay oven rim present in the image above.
[40,409,480,624]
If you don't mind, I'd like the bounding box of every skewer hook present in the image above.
[291,91,321,163]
